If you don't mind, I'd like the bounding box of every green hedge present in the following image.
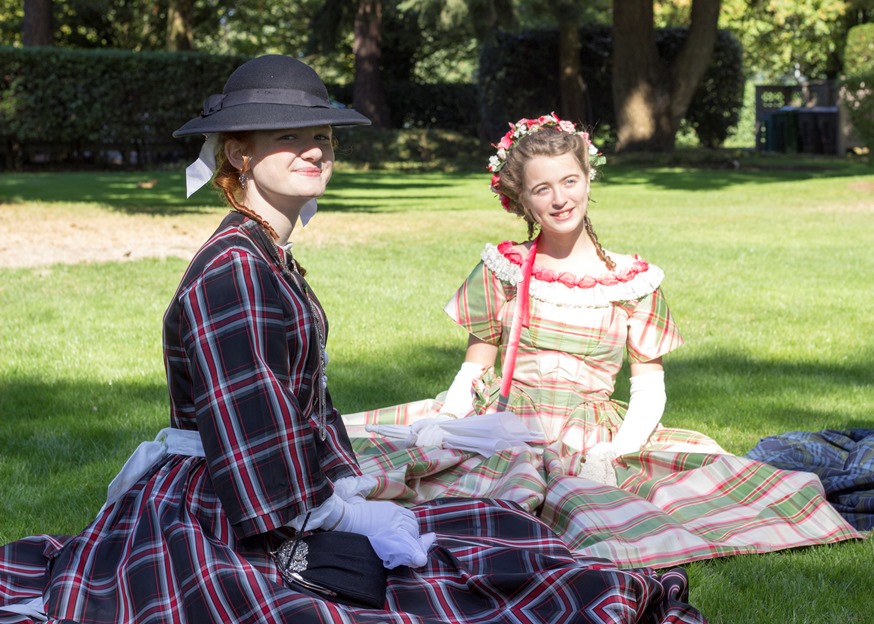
[328,82,479,135]
[841,24,874,150]
[0,47,247,166]
[0,47,478,168]
[478,26,744,148]
[844,23,874,76]
[333,127,488,170]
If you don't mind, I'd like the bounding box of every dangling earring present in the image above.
[239,155,250,188]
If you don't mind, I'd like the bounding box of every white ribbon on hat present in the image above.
[185,134,219,198]
[184,134,318,227]
[299,198,318,226]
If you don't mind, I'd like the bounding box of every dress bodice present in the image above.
[444,241,683,444]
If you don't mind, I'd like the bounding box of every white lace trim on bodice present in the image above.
[481,243,665,308]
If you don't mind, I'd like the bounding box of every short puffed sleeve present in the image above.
[443,260,512,345]
[623,287,684,363]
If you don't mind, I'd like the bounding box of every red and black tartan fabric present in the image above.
[0,214,707,623]
[162,213,363,538]
[0,497,706,623]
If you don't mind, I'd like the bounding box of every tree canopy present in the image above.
[11,1,870,82]
[6,0,872,150]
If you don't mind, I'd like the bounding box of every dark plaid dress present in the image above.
[0,213,707,624]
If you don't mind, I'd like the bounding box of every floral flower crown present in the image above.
[488,112,605,211]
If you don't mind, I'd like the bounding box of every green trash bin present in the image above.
[763,108,798,153]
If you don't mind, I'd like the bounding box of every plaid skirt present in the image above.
[0,454,707,624]
[344,398,864,570]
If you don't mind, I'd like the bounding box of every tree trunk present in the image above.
[353,0,391,128]
[612,0,721,152]
[557,22,589,127]
[670,0,721,122]
[166,0,195,51]
[23,0,53,46]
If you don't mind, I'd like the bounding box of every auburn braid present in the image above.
[212,135,280,242]
[222,188,280,243]
[584,215,616,271]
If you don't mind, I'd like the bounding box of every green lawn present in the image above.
[1,155,873,623]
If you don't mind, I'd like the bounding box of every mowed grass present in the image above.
[1,155,873,623]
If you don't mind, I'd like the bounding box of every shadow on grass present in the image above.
[665,353,874,432]
[0,169,477,215]
[600,156,873,192]
[330,343,464,414]
[3,155,870,215]
[0,377,167,477]
[0,171,218,214]
[2,346,870,480]
[0,376,169,538]
[332,345,874,439]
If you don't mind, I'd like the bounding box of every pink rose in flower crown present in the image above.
[497,134,514,150]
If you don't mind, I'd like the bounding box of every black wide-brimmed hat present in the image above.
[173,55,370,137]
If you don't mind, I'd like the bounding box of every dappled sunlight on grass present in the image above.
[600,153,872,192]
[0,171,220,213]
[0,375,167,541]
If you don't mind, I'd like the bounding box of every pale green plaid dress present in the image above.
[344,242,861,568]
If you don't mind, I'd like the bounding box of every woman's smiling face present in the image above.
[246,125,335,204]
[520,151,590,238]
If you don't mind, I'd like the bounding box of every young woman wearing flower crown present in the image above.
[344,113,861,570]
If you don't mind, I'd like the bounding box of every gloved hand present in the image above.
[611,370,666,456]
[333,496,432,569]
[409,415,456,448]
[364,415,455,448]
[368,527,435,569]
[580,441,618,486]
[438,361,485,417]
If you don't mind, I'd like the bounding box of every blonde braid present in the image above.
[584,215,616,271]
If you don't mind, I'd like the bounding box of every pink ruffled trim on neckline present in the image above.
[496,240,649,289]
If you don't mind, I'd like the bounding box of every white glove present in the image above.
[409,415,457,448]
[580,442,618,486]
[284,476,377,533]
[368,527,436,569]
[285,478,432,569]
[334,496,432,569]
[611,370,666,456]
[438,361,485,417]
[364,415,453,448]
[334,495,418,536]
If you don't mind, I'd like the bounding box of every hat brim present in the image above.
[173,103,371,138]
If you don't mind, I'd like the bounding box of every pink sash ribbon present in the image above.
[497,236,538,410]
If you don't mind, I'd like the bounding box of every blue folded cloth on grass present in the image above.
[745,429,874,531]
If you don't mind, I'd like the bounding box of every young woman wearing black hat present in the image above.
[0,56,707,624]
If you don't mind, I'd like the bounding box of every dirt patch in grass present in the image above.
[849,180,874,193]
[0,203,470,269]
[0,203,223,269]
